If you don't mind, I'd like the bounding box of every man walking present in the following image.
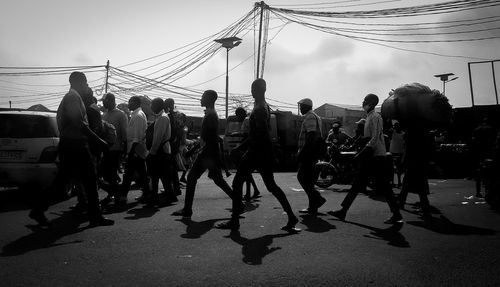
[296,98,326,215]
[328,94,402,224]
[119,96,150,205]
[100,93,128,207]
[172,90,241,217]
[217,79,299,232]
[56,71,113,226]
[148,98,176,205]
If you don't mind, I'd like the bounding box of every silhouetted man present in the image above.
[172,90,241,217]
[328,93,402,224]
[217,79,299,232]
[165,98,182,196]
[56,71,113,227]
[296,98,326,215]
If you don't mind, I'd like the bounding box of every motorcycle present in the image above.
[315,143,358,188]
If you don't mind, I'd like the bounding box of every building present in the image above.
[314,103,375,136]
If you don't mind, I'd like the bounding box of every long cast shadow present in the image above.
[176,217,230,239]
[339,220,410,248]
[1,210,90,257]
[225,230,296,265]
[299,214,336,233]
[406,215,497,236]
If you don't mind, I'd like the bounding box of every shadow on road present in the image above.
[225,230,297,265]
[299,214,336,233]
[407,215,497,236]
[0,210,89,257]
[341,220,410,248]
[176,217,230,239]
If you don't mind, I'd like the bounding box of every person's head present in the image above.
[128,96,142,111]
[235,107,247,122]
[362,93,379,112]
[151,97,165,115]
[102,93,116,110]
[201,90,217,108]
[164,98,175,113]
[69,71,88,95]
[81,87,94,107]
[251,78,266,100]
[331,122,340,133]
[297,98,313,115]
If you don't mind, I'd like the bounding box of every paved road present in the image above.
[1,174,499,286]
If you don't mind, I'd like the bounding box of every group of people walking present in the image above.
[30,71,440,232]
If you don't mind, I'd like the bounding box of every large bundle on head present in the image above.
[381,83,452,128]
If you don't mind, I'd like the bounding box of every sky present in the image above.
[1,0,499,116]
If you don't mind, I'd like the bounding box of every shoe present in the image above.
[244,194,251,201]
[29,210,50,226]
[383,214,403,224]
[89,217,115,227]
[281,217,301,233]
[327,209,346,221]
[215,220,240,230]
[298,208,318,215]
[174,189,182,196]
[171,209,192,218]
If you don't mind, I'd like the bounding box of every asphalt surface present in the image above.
[1,173,499,287]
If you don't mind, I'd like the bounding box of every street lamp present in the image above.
[434,73,458,95]
[214,36,242,119]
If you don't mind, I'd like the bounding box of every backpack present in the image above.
[101,120,117,146]
[312,114,327,159]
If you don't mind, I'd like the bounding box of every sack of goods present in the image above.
[381,82,452,128]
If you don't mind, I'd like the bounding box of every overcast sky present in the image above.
[1,0,499,114]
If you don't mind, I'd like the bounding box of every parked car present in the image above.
[0,110,59,190]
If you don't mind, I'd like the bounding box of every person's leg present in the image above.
[173,156,206,216]
[136,157,150,198]
[258,165,298,231]
[215,153,253,230]
[170,154,181,196]
[329,158,370,221]
[120,155,135,197]
[159,154,176,202]
[249,175,260,196]
[373,157,402,221]
[297,159,325,213]
[78,148,106,222]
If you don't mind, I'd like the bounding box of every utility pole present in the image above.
[256,1,265,79]
[105,60,110,94]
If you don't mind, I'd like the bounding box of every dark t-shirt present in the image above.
[200,109,219,155]
[248,102,272,152]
